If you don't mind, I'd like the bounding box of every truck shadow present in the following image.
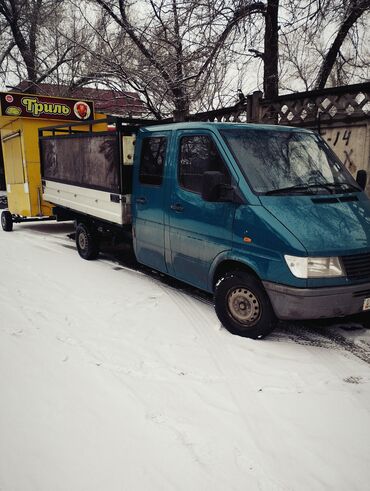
[13,221,74,235]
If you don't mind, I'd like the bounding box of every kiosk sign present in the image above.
[0,92,94,121]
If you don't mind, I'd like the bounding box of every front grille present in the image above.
[342,253,370,280]
[352,290,370,298]
[353,288,370,298]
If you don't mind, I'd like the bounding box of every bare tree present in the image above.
[82,0,265,120]
[315,0,370,89]
[263,0,279,99]
[0,0,84,92]
[279,0,370,93]
[2,0,368,118]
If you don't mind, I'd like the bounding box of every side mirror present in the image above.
[356,170,367,191]
[202,171,224,202]
[202,171,245,204]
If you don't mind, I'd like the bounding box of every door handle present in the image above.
[136,197,147,204]
[170,203,184,212]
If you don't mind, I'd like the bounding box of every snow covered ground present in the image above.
[1,221,370,491]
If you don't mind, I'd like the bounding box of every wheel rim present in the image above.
[227,287,261,325]
[1,215,5,228]
[78,231,87,250]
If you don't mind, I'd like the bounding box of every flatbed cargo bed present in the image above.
[39,119,136,225]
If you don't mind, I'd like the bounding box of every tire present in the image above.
[214,271,277,339]
[1,210,13,232]
[75,222,99,260]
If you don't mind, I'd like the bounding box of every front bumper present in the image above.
[263,280,370,321]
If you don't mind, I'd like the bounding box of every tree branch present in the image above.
[315,0,370,89]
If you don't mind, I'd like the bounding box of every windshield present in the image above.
[220,128,359,195]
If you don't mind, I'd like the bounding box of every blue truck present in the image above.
[26,120,370,337]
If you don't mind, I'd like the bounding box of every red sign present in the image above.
[0,92,94,121]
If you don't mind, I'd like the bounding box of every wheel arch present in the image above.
[210,256,260,292]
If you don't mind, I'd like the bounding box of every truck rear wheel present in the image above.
[1,211,13,232]
[214,271,276,339]
[76,223,99,260]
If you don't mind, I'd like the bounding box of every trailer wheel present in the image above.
[76,223,99,260]
[1,210,13,232]
[214,271,276,339]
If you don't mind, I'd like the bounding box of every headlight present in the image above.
[284,255,345,278]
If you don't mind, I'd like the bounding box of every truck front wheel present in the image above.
[1,211,13,232]
[76,223,99,260]
[214,271,276,339]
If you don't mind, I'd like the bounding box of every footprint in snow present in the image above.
[343,376,363,384]
[56,335,79,346]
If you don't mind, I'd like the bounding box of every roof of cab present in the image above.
[139,121,314,133]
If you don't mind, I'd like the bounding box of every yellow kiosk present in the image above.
[0,91,96,231]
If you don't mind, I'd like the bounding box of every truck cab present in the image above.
[132,122,370,337]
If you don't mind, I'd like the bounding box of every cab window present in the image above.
[139,137,167,185]
[179,135,230,193]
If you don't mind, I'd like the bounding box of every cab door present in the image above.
[168,130,237,290]
[132,132,169,273]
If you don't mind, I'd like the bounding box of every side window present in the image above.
[179,135,230,193]
[139,137,167,185]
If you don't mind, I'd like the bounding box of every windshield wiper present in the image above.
[265,183,334,195]
[265,182,362,196]
[322,182,362,193]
